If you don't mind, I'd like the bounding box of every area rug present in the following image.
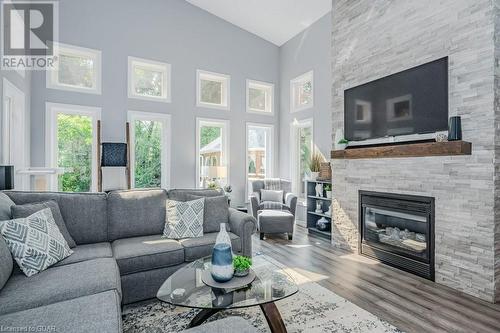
[122,254,403,333]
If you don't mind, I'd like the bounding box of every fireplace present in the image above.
[359,191,435,280]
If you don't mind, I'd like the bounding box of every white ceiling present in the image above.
[185,0,332,46]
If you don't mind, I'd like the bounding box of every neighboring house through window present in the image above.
[290,118,313,198]
[246,123,274,198]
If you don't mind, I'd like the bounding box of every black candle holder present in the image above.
[448,116,462,141]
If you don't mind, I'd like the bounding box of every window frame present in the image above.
[290,118,314,198]
[46,43,102,94]
[246,79,274,115]
[245,122,274,199]
[290,70,314,113]
[195,118,230,188]
[196,70,230,110]
[127,56,172,102]
[128,110,171,189]
[45,102,101,192]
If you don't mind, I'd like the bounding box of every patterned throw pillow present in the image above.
[0,208,73,277]
[163,198,204,239]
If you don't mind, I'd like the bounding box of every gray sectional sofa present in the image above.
[0,189,257,332]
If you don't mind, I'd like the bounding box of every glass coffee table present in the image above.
[157,255,298,333]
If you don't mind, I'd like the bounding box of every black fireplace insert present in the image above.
[359,191,435,280]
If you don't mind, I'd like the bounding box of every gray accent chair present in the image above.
[249,179,298,219]
[0,189,257,332]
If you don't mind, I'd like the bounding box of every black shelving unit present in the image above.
[306,180,332,240]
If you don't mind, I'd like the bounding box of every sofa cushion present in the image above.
[4,191,108,244]
[167,189,221,201]
[107,189,167,241]
[164,198,205,239]
[0,257,121,315]
[0,208,73,277]
[0,290,122,333]
[54,242,112,267]
[112,235,184,275]
[11,200,77,248]
[185,194,229,233]
[0,236,12,290]
[179,232,241,261]
[0,192,14,221]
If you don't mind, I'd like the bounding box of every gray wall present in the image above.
[331,0,497,302]
[29,0,280,205]
[278,13,332,180]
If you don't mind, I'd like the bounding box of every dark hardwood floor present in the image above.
[254,225,500,333]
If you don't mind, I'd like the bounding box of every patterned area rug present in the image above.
[122,255,403,333]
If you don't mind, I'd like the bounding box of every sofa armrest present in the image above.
[249,193,260,219]
[228,208,257,257]
[285,193,298,217]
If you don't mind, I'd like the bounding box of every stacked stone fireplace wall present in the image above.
[331,0,499,302]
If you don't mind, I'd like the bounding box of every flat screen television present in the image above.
[344,57,448,143]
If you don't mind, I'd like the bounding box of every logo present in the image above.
[1,1,58,70]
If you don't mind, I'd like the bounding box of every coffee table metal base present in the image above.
[188,302,287,333]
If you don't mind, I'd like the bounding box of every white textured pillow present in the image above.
[261,190,283,203]
[163,198,204,239]
[0,208,73,277]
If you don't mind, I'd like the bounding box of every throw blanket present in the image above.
[264,178,281,190]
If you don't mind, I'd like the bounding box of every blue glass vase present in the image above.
[211,223,234,282]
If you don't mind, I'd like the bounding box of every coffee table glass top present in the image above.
[157,255,298,310]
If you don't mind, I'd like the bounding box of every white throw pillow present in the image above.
[261,190,283,203]
[163,198,204,239]
[0,208,73,277]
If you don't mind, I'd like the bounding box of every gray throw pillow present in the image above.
[261,190,283,203]
[163,198,204,239]
[0,193,14,221]
[0,208,73,277]
[11,201,77,248]
[185,194,229,233]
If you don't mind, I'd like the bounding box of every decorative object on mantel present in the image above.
[318,162,332,181]
[316,217,331,232]
[0,166,14,190]
[232,255,252,277]
[315,183,323,197]
[435,132,448,142]
[211,223,233,282]
[310,152,322,180]
[315,201,323,213]
[336,138,349,150]
[324,184,332,199]
[333,129,345,150]
[448,116,462,141]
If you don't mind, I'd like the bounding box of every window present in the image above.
[196,70,230,110]
[196,118,229,188]
[128,111,171,189]
[290,119,313,197]
[128,57,171,102]
[290,71,313,112]
[46,103,101,192]
[246,80,274,114]
[47,43,101,94]
[246,124,274,198]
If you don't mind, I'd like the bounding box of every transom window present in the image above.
[246,80,274,114]
[128,57,171,102]
[290,71,314,112]
[47,43,101,94]
[196,70,230,110]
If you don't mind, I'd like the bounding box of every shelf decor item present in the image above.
[337,138,349,150]
[211,223,234,282]
[448,116,462,141]
[310,152,322,180]
[316,217,331,231]
[315,183,323,197]
[233,255,252,277]
[324,184,332,199]
[319,162,332,181]
[315,201,323,213]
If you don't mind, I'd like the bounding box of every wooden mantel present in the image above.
[331,141,472,159]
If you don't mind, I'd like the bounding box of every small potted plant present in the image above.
[233,255,252,277]
[337,138,349,150]
[324,184,332,199]
[310,152,322,180]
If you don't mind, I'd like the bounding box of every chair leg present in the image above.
[288,233,293,240]
[260,233,265,240]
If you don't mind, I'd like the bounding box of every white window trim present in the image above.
[127,56,171,103]
[290,70,314,113]
[46,43,102,95]
[245,122,274,199]
[128,110,171,189]
[290,118,314,197]
[195,118,230,188]
[246,79,274,115]
[45,102,101,192]
[196,70,230,110]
